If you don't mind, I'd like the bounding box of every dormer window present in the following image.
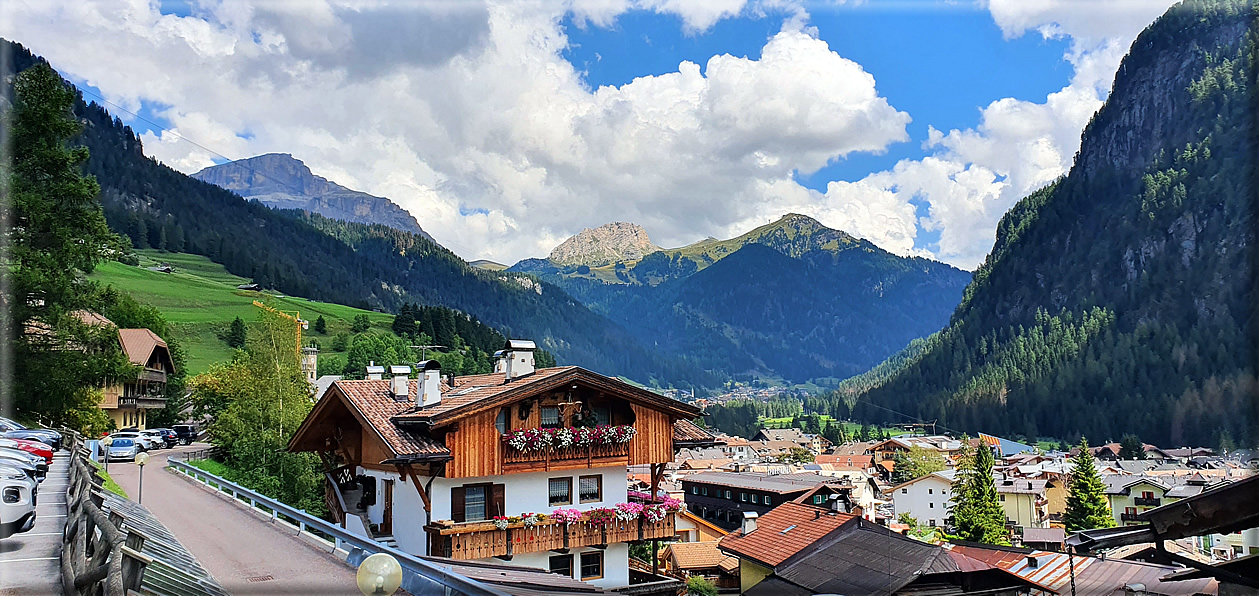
[540,406,561,429]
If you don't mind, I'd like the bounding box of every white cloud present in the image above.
[1,0,910,263]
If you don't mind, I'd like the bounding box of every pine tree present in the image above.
[951,440,1010,545]
[1064,438,1116,532]
[351,314,371,333]
[313,315,327,335]
[1118,433,1145,460]
[226,316,247,349]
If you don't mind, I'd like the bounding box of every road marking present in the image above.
[38,514,67,518]
[18,532,62,537]
[0,557,59,563]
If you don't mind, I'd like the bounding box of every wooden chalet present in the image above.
[288,341,709,592]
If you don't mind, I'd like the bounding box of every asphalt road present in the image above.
[107,443,359,594]
[0,450,69,595]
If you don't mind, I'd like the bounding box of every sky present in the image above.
[0,0,1181,269]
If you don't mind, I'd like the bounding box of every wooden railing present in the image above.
[429,512,675,560]
[60,431,151,596]
[501,441,630,470]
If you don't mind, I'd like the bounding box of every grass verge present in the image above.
[92,461,129,498]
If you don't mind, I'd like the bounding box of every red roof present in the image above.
[719,502,854,568]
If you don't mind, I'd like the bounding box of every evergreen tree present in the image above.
[313,315,326,335]
[859,423,871,442]
[1064,438,1116,532]
[226,316,247,349]
[7,62,133,429]
[1118,434,1145,460]
[351,313,371,333]
[951,441,1010,545]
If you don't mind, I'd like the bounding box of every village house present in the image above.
[869,435,964,462]
[680,471,848,531]
[288,341,711,593]
[656,541,739,592]
[80,312,174,430]
[889,470,955,528]
[1103,475,1172,526]
[995,476,1051,532]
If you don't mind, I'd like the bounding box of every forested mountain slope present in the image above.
[1,40,718,388]
[844,0,1258,448]
[513,214,971,383]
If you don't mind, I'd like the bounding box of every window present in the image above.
[549,554,573,577]
[579,475,602,503]
[725,490,732,499]
[593,406,611,426]
[930,503,934,509]
[580,551,604,580]
[740,493,747,502]
[1141,491,1154,499]
[902,488,908,494]
[541,406,560,428]
[495,407,509,435]
[702,487,708,496]
[465,486,488,521]
[549,477,572,506]
[813,495,824,505]
[999,495,1006,502]
[692,486,699,495]
[763,496,771,505]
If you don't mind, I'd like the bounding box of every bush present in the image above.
[686,576,718,596]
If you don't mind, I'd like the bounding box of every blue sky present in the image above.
[14,0,1163,267]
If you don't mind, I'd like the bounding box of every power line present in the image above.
[76,86,236,164]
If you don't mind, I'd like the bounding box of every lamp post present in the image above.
[135,451,150,504]
[101,436,112,474]
[356,553,403,595]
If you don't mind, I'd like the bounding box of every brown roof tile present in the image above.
[117,328,173,371]
[332,380,451,460]
[667,541,726,570]
[674,419,719,445]
[719,502,855,567]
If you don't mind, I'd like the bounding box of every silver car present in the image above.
[106,438,138,462]
[110,432,153,451]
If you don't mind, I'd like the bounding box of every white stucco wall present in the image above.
[360,465,632,586]
[891,474,953,527]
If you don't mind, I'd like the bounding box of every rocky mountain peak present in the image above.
[548,222,661,267]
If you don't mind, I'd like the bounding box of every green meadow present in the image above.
[90,250,394,375]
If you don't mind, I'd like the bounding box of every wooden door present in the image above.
[382,480,394,536]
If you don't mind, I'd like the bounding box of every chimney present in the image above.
[418,360,442,407]
[502,339,536,381]
[390,365,411,401]
[741,511,758,535]
[366,361,385,380]
[492,350,507,374]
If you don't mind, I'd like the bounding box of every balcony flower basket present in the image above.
[504,428,554,452]
[585,507,616,528]
[503,424,637,453]
[522,512,542,527]
[493,516,510,530]
[615,502,644,522]
[552,508,583,526]
[643,505,668,524]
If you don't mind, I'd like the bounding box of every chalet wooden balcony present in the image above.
[427,512,675,560]
[501,441,630,473]
[1134,497,1161,507]
[1120,513,1142,522]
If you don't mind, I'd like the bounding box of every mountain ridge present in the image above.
[548,222,661,267]
[193,153,431,239]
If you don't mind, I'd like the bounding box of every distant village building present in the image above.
[680,471,853,531]
[889,470,955,528]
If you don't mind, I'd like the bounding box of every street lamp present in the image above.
[101,436,112,474]
[356,553,403,595]
[135,451,150,504]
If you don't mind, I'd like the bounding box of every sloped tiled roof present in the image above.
[950,544,1216,595]
[683,472,840,493]
[719,502,854,567]
[667,541,726,570]
[674,419,720,445]
[118,328,174,371]
[331,379,452,461]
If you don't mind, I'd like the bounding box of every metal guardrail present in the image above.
[167,459,512,596]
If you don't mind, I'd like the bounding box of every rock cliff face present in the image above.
[548,222,661,267]
[193,154,430,239]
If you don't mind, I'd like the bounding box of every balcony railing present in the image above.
[138,369,167,383]
[1134,497,1161,507]
[1120,513,1142,522]
[501,441,630,470]
[428,512,675,560]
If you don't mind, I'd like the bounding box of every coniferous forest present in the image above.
[840,0,1258,448]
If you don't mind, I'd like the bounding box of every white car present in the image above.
[138,430,166,449]
[106,438,138,462]
[110,432,154,451]
[0,465,36,539]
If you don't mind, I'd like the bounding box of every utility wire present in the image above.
[76,86,237,164]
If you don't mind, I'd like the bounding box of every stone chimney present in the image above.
[492,350,507,374]
[366,361,384,380]
[390,365,411,401]
[418,360,442,407]
[741,511,758,535]
[503,339,536,382]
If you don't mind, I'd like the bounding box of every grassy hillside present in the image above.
[90,250,393,374]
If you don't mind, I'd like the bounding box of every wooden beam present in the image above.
[399,464,433,516]
[650,463,664,498]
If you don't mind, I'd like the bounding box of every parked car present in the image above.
[0,438,52,464]
[173,424,199,445]
[106,438,138,462]
[109,432,154,452]
[0,450,43,482]
[0,417,61,450]
[150,428,178,449]
[140,429,168,449]
[0,465,36,539]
